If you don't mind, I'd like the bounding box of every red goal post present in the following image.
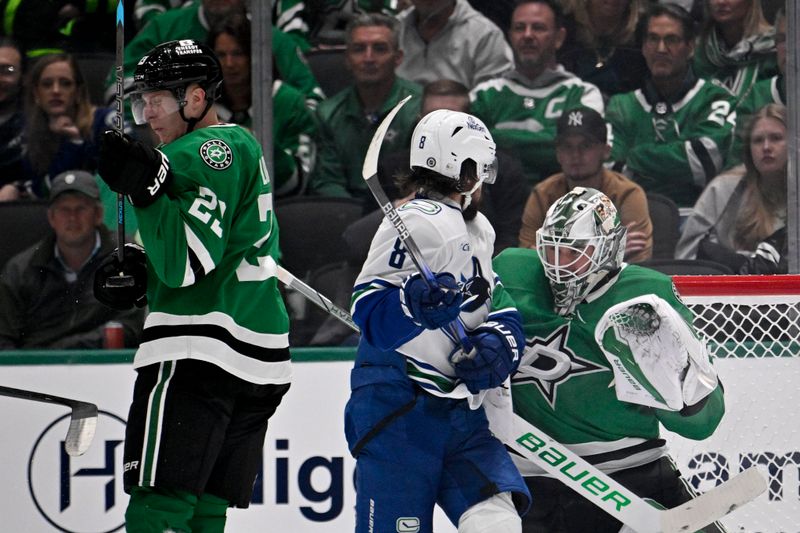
[665,274,800,532]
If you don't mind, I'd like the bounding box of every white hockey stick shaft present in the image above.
[509,413,766,533]
[0,385,97,456]
[272,261,359,333]
[360,95,473,353]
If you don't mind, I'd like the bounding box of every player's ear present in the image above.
[186,84,206,112]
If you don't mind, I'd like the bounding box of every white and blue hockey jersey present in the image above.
[350,196,522,400]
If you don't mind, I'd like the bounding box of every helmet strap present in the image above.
[180,100,212,133]
[175,85,213,133]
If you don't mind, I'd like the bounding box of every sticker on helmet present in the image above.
[200,139,233,170]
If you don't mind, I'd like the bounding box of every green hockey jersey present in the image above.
[606,78,737,207]
[470,67,604,185]
[493,248,724,475]
[134,124,291,385]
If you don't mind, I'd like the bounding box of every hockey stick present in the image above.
[508,412,766,533]
[103,0,135,289]
[0,385,97,456]
[360,95,473,353]
[267,257,360,333]
[285,290,767,531]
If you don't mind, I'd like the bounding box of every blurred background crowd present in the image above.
[0,0,791,348]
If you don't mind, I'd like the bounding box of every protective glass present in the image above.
[130,91,183,125]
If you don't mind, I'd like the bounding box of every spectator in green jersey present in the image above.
[209,12,317,197]
[104,0,324,114]
[605,3,737,207]
[470,0,603,186]
[307,13,421,205]
[730,7,785,166]
[693,0,777,102]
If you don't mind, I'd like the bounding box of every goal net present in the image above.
[663,274,800,533]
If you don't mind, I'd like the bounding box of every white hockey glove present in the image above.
[595,294,718,411]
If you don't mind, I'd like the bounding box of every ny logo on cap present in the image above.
[568,111,583,127]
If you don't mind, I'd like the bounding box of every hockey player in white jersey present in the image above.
[346,109,531,532]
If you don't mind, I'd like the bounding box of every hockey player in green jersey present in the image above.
[605,3,737,207]
[94,40,291,532]
[492,187,726,533]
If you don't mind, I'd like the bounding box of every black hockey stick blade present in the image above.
[0,385,98,456]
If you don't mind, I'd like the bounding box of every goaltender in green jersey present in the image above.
[492,188,726,533]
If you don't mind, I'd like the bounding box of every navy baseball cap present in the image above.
[556,107,607,144]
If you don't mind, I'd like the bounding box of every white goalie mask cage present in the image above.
[536,187,627,315]
[409,109,498,200]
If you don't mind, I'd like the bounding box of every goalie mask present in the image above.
[130,39,223,130]
[410,109,497,208]
[536,187,627,316]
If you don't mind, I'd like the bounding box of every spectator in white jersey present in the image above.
[470,0,604,186]
[395,0,513,90]
[605,2,738,208]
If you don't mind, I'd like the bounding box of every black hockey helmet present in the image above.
[133,39,222,100]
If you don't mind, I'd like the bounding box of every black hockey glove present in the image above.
[98,130,173,207]
[93,243,148,310]
[739,227,787,275]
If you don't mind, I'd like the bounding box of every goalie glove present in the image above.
[98,130,173,207]
[452,319,523,394]
[596,294,718,411]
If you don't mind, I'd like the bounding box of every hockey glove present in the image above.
[93,243,148,310]
[399,272,463,330]
[98,130,173,207]
[453,321,522,394]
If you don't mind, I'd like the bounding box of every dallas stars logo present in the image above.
[512,325,606,408]
[200,139,233,170]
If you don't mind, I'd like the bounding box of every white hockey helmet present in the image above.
[536,187,627,316]
[410,110,497,205]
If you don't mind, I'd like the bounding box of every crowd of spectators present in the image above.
[0,0,792,349]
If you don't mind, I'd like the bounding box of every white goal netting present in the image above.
[664,275,800,533]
